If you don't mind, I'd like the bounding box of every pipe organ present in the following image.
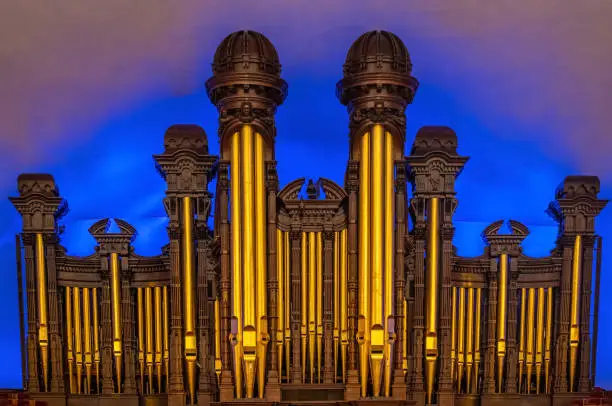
[10,30,607,406]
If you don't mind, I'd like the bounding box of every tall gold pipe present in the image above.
[466,288,474,394]
[535,287,545,394]
[425,197,440,404]
[240,125,257,399]
[35,233,49,391]
[358,131,371,397]
[333,231,340,382]
[316,232,323,383]
[137,288,145,393]
[473,288,482,394]
[74,287,83,394]
[526,288,536,394]
[569,235,582,392]
[497,254,508,393]
[215,298,222,381]
[301,232,308,383]
[451,287,457,387]
[545,288,553,394]
[230,131,243,398]
[370,124,384,397]
[93,288,100,392]
[308,232,316,383]
[340,229,348,383]
[83,288,92,394]
[163,286,169,389]
[284,231,291,379]
[66,287,75,393]
[182,196,197,402]
[457,287,465,393]
[155,287,163,391]
[254,132,267,398]
[518,288,526,393]
[145,287,154,394]
[383,130,394,397]
[277,228,285,380]
[110,252,122,392]
[402,298,408,376]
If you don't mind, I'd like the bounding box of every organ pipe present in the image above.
[301,231,307,383]
[425,197,440,404]
[457,287,465,393]
[255,132,267,399]
[83,287,92,393]
[497,254,508,393]
[93,288,100,392]
[466,288,474,394]
[526,288,536,394]
[383,130,394,398]
[333,231,340,381]
[518,288,526,393]
[110,252,122,392]
[536,287,545,394]
[74,287,83,394]
[569,235,582,392]
[66,287,74,393]
[35,233,49,391]
[451,287,457,387]
[215,298,222,381]
[181,195,197,402]
[137,288,145,393]
[155,286,163,391]
[145,287,153,394]
[308,232,316,383]
[316,232,323,384]
[473,288,482,394]
[277,228,285,379]
[163,286,169,386]
[284,231,291,379]
[340,229,348,384]
[545,288,553,394]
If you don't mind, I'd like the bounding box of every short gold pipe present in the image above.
[277,228,285,380]
[163,286,169,389]
[466,288,474,395]
[451,287,457,387]
[214,298,222,381]
[526,288,536,394]
[333,231,340,382]
[497,253,508,393]
[301,231,308,383]
[545,288,553,394]
[93,288,100,392]
[425,197,440,404]
[308,232,316,383]
[473,288,482,394]
[182,196,197,402]
[110,252,122,392]
[230,131,243,398]
[457,287,465,394]
[35,233,49,391]
[255,132,267,398]
[569,235,582,392]
[74,287,83,394]
[402,298,408,376]
[284,231,291,380]
[137,288,145,393]
[518,288,526,393]
[155,286,163,392]
[383,130,394,397]
[66,287,75,393]
[83,288,92,394]
[535,287,545,394]
[340,229,348,383]
[145,287,154,394]
[316,232,323,383]
[358,131,371,397]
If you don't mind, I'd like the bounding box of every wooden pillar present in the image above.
[290,229,303,383]
[505,258,519,393]
[100,271,114,394]
[483,258,498,394]
[23,235,40,392]
[44,234,64,393]
[579,237,595,393]
[168,225,185,395]
[121,256,137,394]
[323,229,335,383]
[554,243,573,393]
[197,224,212,398]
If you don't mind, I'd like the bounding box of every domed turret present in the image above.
[212,30,281,76]
[343,30,413,78]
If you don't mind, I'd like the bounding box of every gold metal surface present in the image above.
[308,232,316,383]
[466,288,474,394]
[473,288,482,394]
[301,231,307,383]
[358,131,371,397]
[535,287,545,394]
[284,231,291,379]
[518,288,526,393]
[35,233,49,391]
[570,235,582,392]
[425,197,440,404]
[277,228,285,379]
[340,229,348,383]
[83,288,92,394]
[255,132,267,398]
[74,287,83,394]
[230,131,243,398]
[155,286,163,391]
[545,287,553,394]
[93,288,100,391]
[526,288,536,394]
[66,287,75,393]
[457,287,465,393]
[138,288,145,393]
[110,252,122,392]
[403,298,408,376]
[497,253,508,393]
[333,231,340,381]
[163,286,169,380]
[182,195,197,402]
[451,287,457,387]
[383,130,394,397]
[316,232,323,383]
[146,287,154,394]
[215,298,222,381]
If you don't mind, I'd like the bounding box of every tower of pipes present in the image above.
[336,30,418,400]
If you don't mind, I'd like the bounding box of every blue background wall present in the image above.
[0,0,610,389]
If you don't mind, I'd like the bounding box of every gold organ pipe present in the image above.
[255,132,267,398]
[137,288,145,393]
[333,231,340,381]
[145,287,154,394]
[518,288,526,393]
[215,298,222,381]
[74,287,83,394]
[155,287,163,391]
[277,228,285,380]
[340,229,348,383]
[526,288,536,394]
[66,288,75,393]
[383,130,394,397]
[163,286,169,387]
[241,124,257,399]
[83,288,92,394]
[182,196,197,401]
[370,124,384,397]
[284,231,291,379]
[497,253,508,393]
[425,197,440,404]
[308,232,316,383]
[473,288,482,394]
[230,131,243,398]
[466,288,474,395]
[545,288,553,394]
[451,287,457,387]
[35,233,49,391]
[457,287,465,393]
[110,252,122,392]
[316,232,323,383]
[358,131,371,397]
[570,235,582,392]
[301,232,307,383]
[93,288,100,392]
[535,287,545,394]
[403,298,408,376]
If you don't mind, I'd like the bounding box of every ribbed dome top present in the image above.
[343,30,412,77]
[212,30,281,76]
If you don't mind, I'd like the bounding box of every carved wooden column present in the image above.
[290,228,303,383]
[100,273,114,395]
[121,255,137,394]
[579,236,595,393]
[483,258,498,394]
[438,219,455,399]
[411,226,426,396]
[197,222,212,400]
[22,235,40,392]
[323,229,335,383]
[168,223,185,396]
[554,242,572,393]
[43,234,64,393]
[505,258,519,394]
